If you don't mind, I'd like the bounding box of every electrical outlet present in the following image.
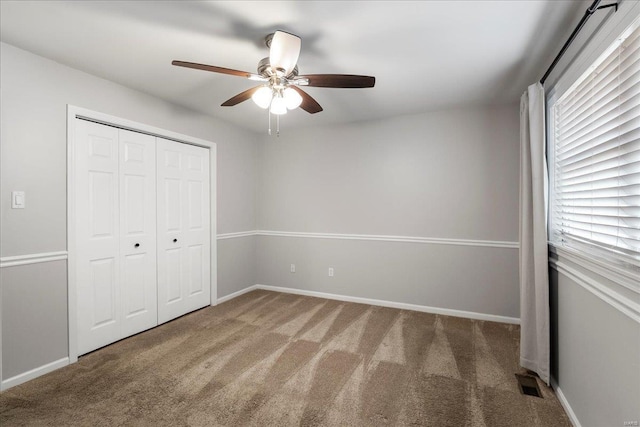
[328,267,334,277]
[290,264,296,273]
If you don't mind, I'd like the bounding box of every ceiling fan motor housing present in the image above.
[257,57,298,78]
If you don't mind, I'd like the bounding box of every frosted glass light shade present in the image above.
[270,95,287,115]
[252,86,273,109]
[269,31,301,76]
[283,87,303,110]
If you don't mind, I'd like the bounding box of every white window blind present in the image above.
[552,21,640,262]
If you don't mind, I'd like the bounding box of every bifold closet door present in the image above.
[156,138,211,324]
[118,129,158,338]
[75,120,157,355]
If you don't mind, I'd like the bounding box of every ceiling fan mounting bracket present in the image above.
[264,33,275,48]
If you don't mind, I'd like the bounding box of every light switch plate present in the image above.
[12,191,25,209]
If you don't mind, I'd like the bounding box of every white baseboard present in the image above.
[1,357,69,391]
[551,378,582,427]
[216,285,260,304]
[218,284,519,325]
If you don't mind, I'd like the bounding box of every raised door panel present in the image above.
[165,248,183,303]
[187,244,204,296]
[119,129,157,336]
[121,254,147,317]
[164,178,182,232]
[187,180,204,231]
[89,258,117,327]
[76,119,121,355]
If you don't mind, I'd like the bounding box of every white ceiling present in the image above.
[0,1,584,133]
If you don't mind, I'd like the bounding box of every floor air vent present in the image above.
[515,374,543,398]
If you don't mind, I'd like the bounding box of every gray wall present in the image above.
[543,2,640,426]
[256,106,521,319]
[217,236,256,299]
[258,107,519,240]
[257,236,519,318]
[0,42,259,382]
[1,261,68,379]
[549,257,640,426]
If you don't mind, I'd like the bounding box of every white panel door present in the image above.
[118,129,157,337]
[76,120,122,355]
[76,121,158,355]
[156,138,210,324]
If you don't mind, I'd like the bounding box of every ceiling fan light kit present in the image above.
[172,30,376,135]
[283,87,303,109]
[251,86,273,109]
[269,93,288,115]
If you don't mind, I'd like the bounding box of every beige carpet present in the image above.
[1,290,570,426]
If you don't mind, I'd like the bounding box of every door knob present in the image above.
[173,238,178,243]
[134,243,140,248]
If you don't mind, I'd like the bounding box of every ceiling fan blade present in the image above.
[296,74,376,88]
[290,86,323,114]
[172,60,265,80]
[269,31,301,76]
[221,86,261,107]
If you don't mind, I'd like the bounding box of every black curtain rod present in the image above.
[540,0,618,85]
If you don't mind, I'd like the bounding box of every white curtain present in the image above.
[519,82,550,385]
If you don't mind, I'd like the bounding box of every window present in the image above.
[550,20,639,268]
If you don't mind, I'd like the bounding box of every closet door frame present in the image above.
[67,105,217,363]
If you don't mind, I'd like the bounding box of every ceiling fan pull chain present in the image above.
[277,114,280,138]
[268,105,272,136]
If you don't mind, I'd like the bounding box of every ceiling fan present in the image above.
[172,30,375,132]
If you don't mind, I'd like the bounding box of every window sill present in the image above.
[548,243,640,295]
[548,243,640,324]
